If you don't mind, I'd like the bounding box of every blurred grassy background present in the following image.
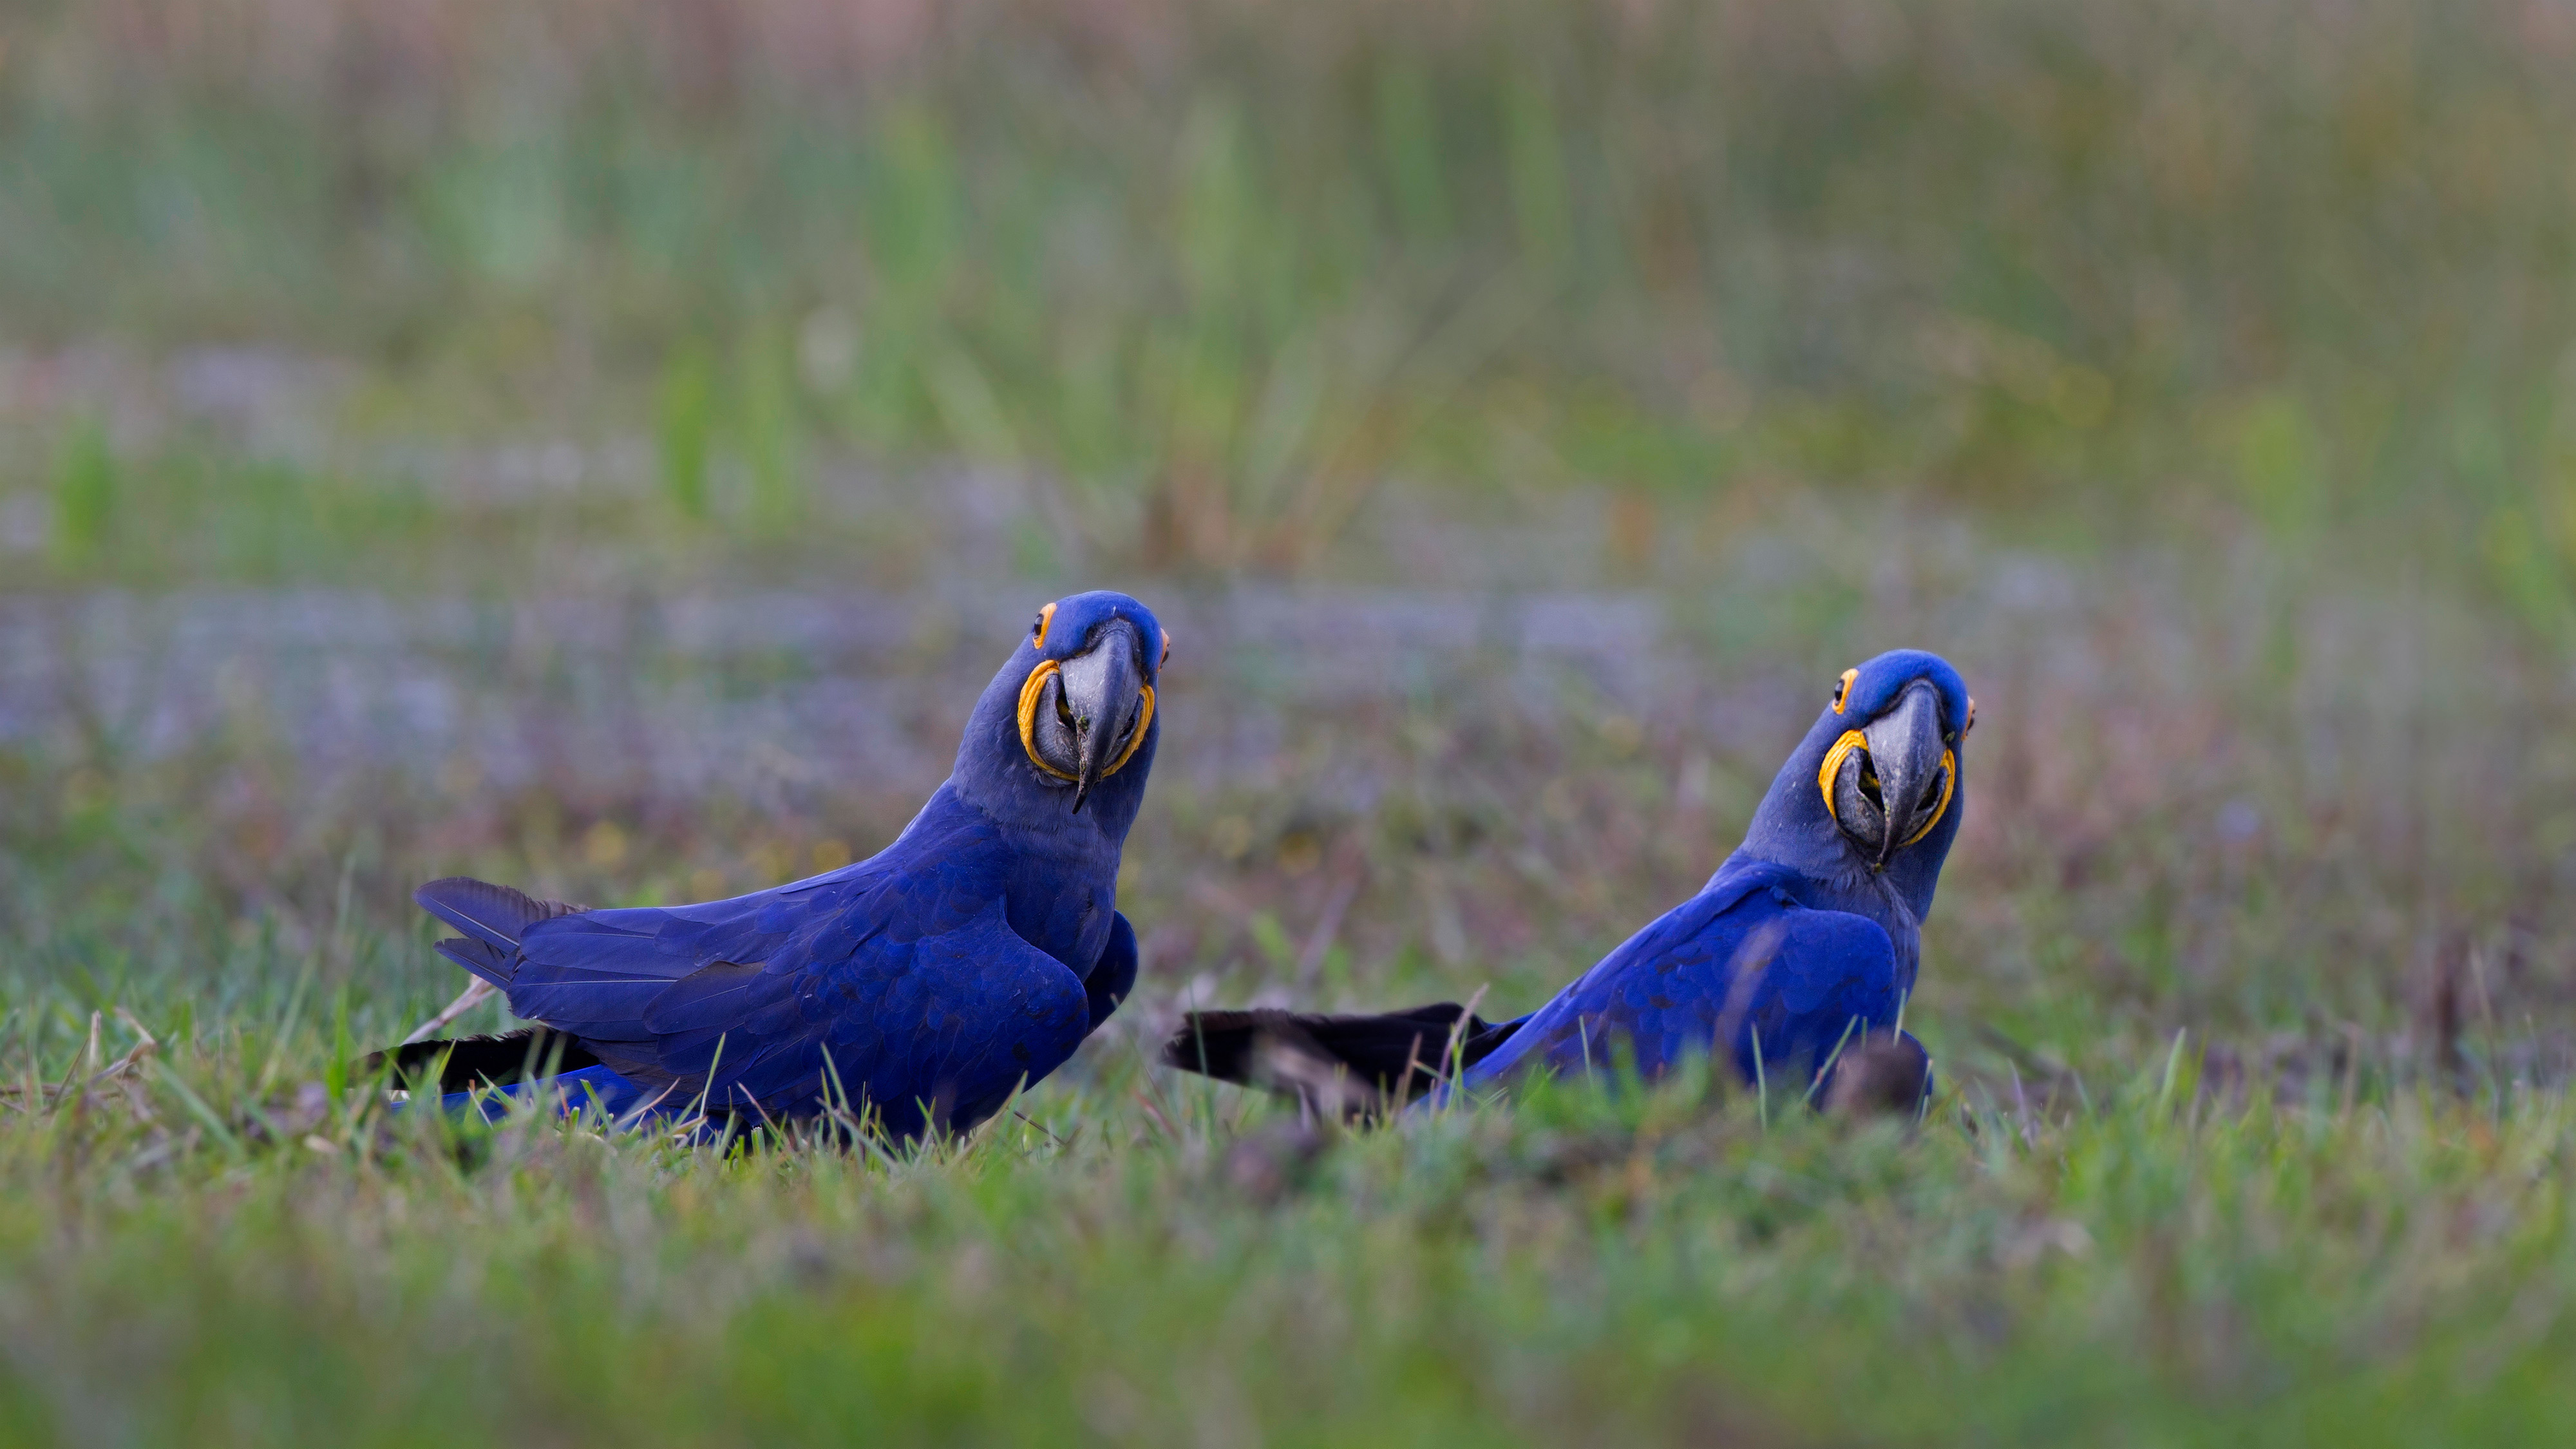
[6,0,2576,593]
[8,1,2576,1443]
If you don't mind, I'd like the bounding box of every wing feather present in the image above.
[413,877,585,951]
[1464,864,1902,1092]
[496,882,1087,1137]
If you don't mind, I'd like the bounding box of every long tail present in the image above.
[365,1028,605,1091]
[412,876,585,989]
[390,878,596,1089]
[1163,1007,1933,1121]
[1160,1003,1520,1114]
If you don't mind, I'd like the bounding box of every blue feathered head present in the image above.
[1739,649,1973,920]
[952,591,1169,842]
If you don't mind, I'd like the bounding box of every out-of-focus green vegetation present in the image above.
[6,1016,2576,1447]
[6,0,2576,594]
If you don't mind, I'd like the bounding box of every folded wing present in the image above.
[511,890,1086,1135]
[1463,871,1905,1093]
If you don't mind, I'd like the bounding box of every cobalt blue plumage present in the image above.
[1166,649,1972,1111]
[389,591,1170,1139]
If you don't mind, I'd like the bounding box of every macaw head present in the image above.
[1740,649,1973,919]
[957,590,1169,834]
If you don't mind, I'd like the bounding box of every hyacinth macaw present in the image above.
[377,591,1170,1139]
[1164,649,1972,1113]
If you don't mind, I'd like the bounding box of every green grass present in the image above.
[5,1010,2576,1445]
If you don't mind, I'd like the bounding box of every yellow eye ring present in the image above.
[1016,661,1157,783]
[1832,668,1858,714]
[1032,601,1058,650]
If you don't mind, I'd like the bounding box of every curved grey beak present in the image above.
[1055,618,1147,813]
[1859,679,1949,866]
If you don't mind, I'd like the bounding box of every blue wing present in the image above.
[1462,865,1906,1094]
[447,909,1133,1134]
[478,849,1090,1135]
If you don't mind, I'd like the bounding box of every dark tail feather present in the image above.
[365,1028,603,1092]
[431,936,517,990]
[1161,1003,1519,1113]
[415,877,586,989]
[413,877,585,952]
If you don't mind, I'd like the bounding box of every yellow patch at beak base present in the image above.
[1817,732,1957,848]
[1901,749,1957,848]
[1017,660,1157,783]
[1817,729,1868,822]
[1110,685,1155,775]
[1018,661,1072,780]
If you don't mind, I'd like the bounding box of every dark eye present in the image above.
[1832,668,1857,714]
[1032,601,1058,649]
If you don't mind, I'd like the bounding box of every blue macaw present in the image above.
[1164,649,1972,1113]
[378,591,1170,1139]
